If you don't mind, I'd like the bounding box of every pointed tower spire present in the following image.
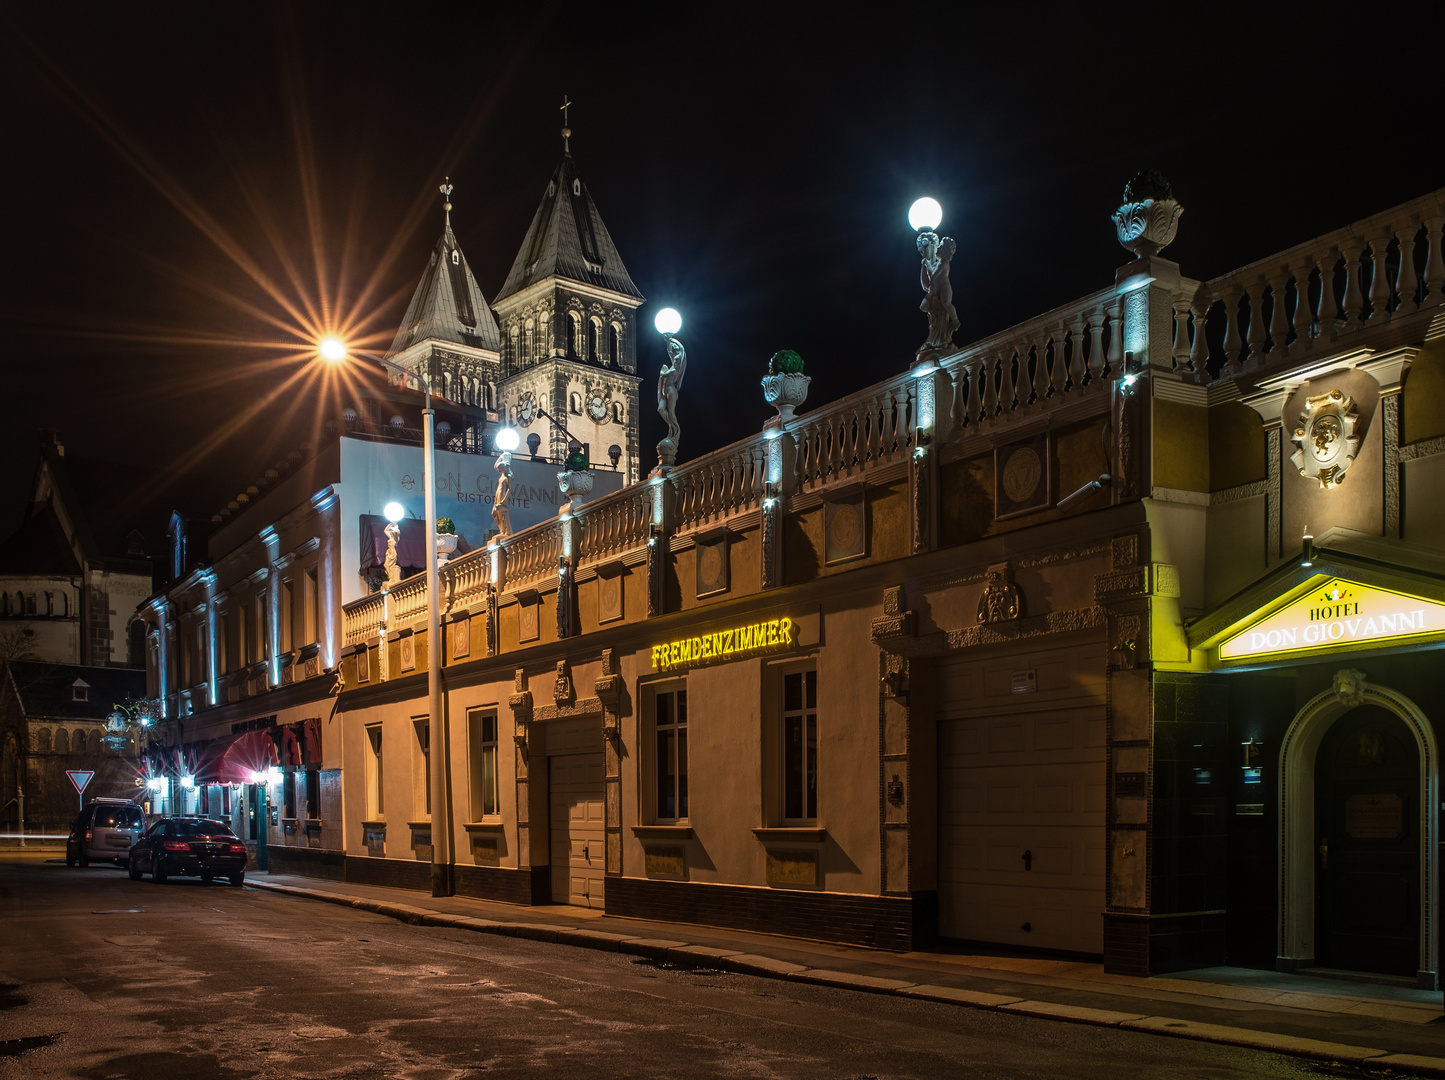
[386,179,500,359]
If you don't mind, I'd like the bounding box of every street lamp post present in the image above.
[321,336,453,897]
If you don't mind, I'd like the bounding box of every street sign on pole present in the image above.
[66,770,94,811]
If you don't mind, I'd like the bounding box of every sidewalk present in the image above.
[249,871,1445,1075]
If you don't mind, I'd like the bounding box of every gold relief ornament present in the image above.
[1289,389,1360,489]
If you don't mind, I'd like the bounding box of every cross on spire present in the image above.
[439,177,453,228]
[560,95,572,154]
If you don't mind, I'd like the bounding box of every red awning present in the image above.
[195,730,279,785]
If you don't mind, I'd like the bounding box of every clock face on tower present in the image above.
[586,387,610,423]
[516,391,537,426]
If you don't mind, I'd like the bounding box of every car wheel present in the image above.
[229,871,245,887]
[128,859,141,881]
[152,858,168,884]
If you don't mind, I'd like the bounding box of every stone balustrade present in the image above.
[1186,189,1445,381]
[341,186,1445,648]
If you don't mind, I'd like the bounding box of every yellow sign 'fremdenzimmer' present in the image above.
[651,617,794,671]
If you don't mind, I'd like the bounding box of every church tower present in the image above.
[493,133,645,483]
[385,182,504,436]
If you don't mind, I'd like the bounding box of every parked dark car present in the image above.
[127,817,247,886]
[66,798,146,867]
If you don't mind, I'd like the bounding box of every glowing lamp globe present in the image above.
[383,501,405,523]
[908,197,943,232]
[494,427,521,452]
[654,307,682,336]
[319,336,348,362]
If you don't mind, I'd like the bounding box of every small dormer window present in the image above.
[71,679,89,702]
[451,249,460,266]
[572,179,581,196]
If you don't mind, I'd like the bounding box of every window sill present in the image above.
[406,820,432,830]
[632,825,693,840]
[361,819,386,829]
[463,820,506,832]
[752,827,826,843]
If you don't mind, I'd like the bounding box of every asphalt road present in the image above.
[0,857,1410,1079]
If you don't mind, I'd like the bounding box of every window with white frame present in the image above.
[303,566,319,646]
[782,669,817,822]
[652,685,688,822]
[280,577,294,652]
[365,724,384,818]
[413,718,430,816]
[467,708,499,819]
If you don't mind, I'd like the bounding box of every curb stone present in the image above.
[243,879,1445,1075]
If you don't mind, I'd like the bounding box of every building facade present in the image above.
[148,173,1445,986]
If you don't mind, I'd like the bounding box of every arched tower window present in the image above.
[87,729,101,754]
[509,325,520,368]
[610,323,622,367]
[442,372,452,401]
[539,312,551,357]
[588,317,600,363]
[55,729,69,754]
[612,401,625,423]
[570,392,582,415]
[36,729,51,754]
[568,313,581,359]
[524,320,535,366]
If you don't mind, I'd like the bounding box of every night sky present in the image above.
[3,3,1443,549]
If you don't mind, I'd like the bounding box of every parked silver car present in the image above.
[66,798,146,867]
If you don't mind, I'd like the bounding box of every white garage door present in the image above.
[937,637,1107,955]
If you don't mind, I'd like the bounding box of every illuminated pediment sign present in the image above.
[652,616,795,672]
[1218,578,1445,662]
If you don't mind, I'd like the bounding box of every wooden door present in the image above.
[549,752,605,909]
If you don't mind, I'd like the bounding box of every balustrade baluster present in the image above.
[1341,239,1367,330]
[1265,271,1288,357]
[1244,280,1267,370]
[1218,287,1244,377]
[1289,262,1315,349]
[964,359,982,424]
[1088,310,1107,385]
[1369,232,1395,319]
[1396,225,1420,311]
[1057,329,1069,401]
[1171,300,1191,373]
[1068,315,1086,389]
[1424,215,1445,305]
[1317,251,1341,331]
[982,355,999,419]
[1188,296,1210,380]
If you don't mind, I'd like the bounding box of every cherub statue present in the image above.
[382,520,401,586]
[656,335,687,467]
[491,452,514,537]
[918,234,959,355]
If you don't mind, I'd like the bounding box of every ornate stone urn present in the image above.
[557,450,594,511]
[1112,169,1182,259]
[435,517,459,565]
[762,349,810,428]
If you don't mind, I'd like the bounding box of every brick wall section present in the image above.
[456,864,551,906]
[606,877,929,951]
[268,845,344,880]
[1103,913,1149,975]
[344,855,431,891]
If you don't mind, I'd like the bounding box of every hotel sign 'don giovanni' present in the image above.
[652,617,794,671]
[1218,578,1445,661]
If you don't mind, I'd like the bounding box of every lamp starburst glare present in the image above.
[319,336,348,362]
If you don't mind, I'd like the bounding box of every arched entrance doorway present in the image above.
[1314,705,1418,975]
[1277,672,1437,988]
